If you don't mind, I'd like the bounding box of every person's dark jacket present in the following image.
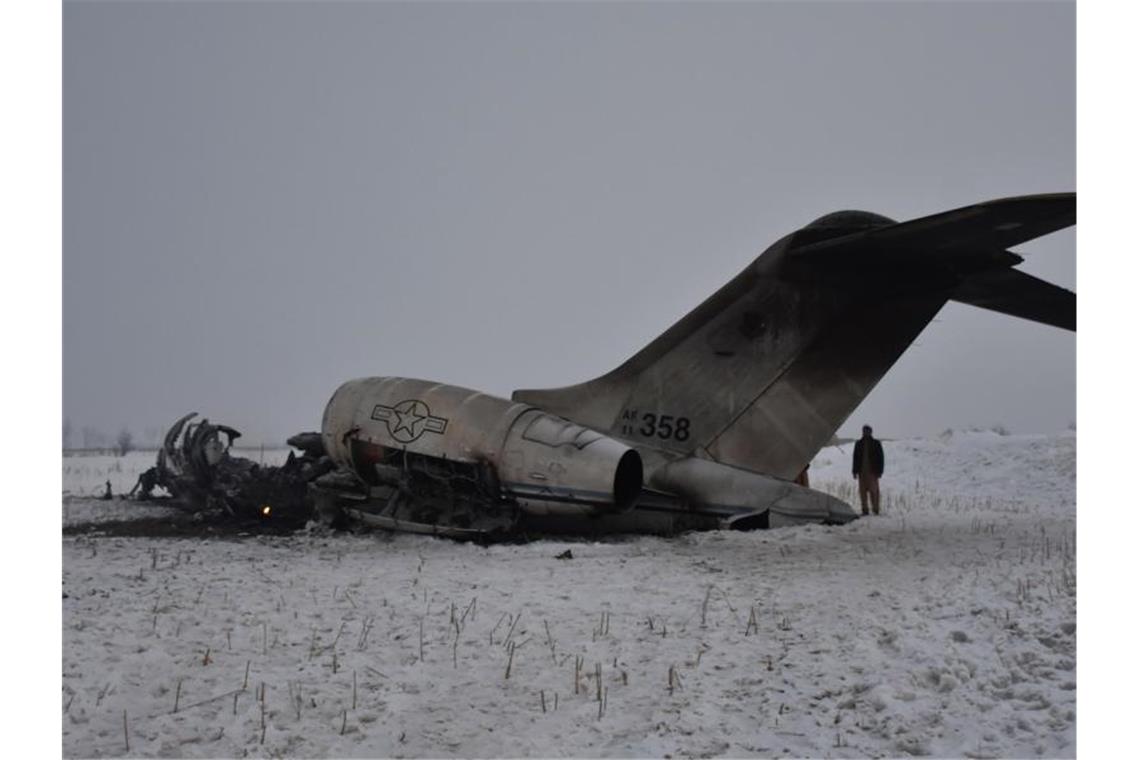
[852,437,885,478]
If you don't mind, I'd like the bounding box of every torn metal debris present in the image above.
[129,413,331,528]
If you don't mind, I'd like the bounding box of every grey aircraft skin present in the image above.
[315,193,1076,537]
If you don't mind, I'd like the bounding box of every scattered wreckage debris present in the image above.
[128,413,332,530]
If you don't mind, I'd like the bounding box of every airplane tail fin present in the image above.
[949,267,1074,330]
[513,193,1075,479]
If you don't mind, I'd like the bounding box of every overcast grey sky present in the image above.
[63,0,1074,446]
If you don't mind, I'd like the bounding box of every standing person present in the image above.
[852,425,884,515]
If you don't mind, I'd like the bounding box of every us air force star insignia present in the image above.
[370,399,448,444]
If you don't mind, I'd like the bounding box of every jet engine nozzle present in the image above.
[498,410,643,517]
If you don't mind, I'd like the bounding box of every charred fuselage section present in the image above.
[130,413,332,528]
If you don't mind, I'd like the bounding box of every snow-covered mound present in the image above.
[811,430,1075,512]
[62,432,1075,758]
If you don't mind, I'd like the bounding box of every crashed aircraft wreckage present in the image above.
[139,193,1076,537]
[130,414,331,528]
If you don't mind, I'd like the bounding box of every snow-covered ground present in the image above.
[62,431,1075,758]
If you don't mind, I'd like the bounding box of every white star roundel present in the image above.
[370,400,449,444]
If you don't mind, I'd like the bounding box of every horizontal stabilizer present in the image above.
[793,192,1076,262]
[951,268,1075,331]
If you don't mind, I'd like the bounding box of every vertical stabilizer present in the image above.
[513,194,1075,479]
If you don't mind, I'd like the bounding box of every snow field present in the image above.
[62,431,1075,758]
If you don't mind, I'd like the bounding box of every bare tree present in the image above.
[117,428,134,457]
[63,417,72,450]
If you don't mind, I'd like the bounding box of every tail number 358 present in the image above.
[639,413,691,442]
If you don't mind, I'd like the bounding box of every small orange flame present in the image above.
[261,505,271,517]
